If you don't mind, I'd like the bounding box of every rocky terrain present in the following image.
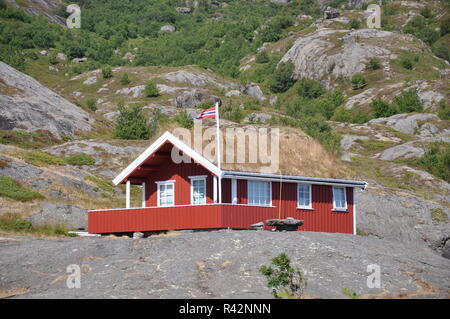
[0,0,449,299]
[1,229,449,299]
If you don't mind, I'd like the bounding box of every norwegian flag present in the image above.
[194,106,216,120]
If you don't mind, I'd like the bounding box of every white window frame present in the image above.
[332,186,347,211]
[189,175,207,205]
[297,183,312,209]
[247,180,272,207]
[156,180,175,207]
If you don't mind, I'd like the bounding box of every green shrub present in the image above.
[365,57,381,70]
[175,109,193,129]
[145,81,159,97]
[349,19,361,29]
[393,88,423,113]
[432,42,450,63]
[268,61,296,93]
[222,103,244,123]
[255,51,269,64]
[86,98,97,111]
[420,7,433,19]
[0,176,44,201]
[85,175,114,193]
[65,154,95,166]
[400,58,413,70]
[120,72,131,85]
[351,74,366,90]
[101,65,113,79]
[260,253,307,299]
[371,98,397,118]
[296,78,325,99]
[404,16,439,45]
[412,142,450,182]
[114,105,150,140]
[438,100,450,120]
[440,18,450,36]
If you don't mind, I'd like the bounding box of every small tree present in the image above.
[145,81,159,97]
[351,74,366,90]
[365,57,381,70]
[102,65,113,79]
[260,253,307,299]
[175,109,193,129]
[349,19,361,29]
[268,61,296,93]
[113,105,150,140]
[86,98,97,111]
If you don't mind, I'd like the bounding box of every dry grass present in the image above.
[0,287,28,299]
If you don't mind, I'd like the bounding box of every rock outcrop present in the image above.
[172,89,221,108]
[0,61,92,139]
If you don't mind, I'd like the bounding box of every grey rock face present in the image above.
[340,134,369,150]
[83,76,97,85]
[172,89,221,108]
[242,83,266,101]
[369,113,440,135]
[176,7,192,13]
[115,85,145,98]
[29,202,88,230]
[162,70,236,90]
[0,61,92,139]
[1,230,449,298]
[357,186,450,252]
[245,113,272,124]
[280,29,392,81]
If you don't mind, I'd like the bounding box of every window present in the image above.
[297,184,312,209]
[157,181,174,207]
[248,181,271,206]
[190,176,206,205]
[332,187,347,211]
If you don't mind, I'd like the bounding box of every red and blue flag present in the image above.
[194,106,216,120]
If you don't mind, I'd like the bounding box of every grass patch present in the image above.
[85,175,114,193]
[65,154,95,166]
[430,208,448,223]
[10,150,66,167]
[356,139,394,155]
[0,176,44,201]
[0,129,59,149]
[411,142,450,182]
[0,213,76,237]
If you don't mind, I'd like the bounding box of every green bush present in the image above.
[393,88,423,113]
[268,61,296,93]
[440,18,450,36]
[349,19,361,29]
[296,78,325,99]
[101,65,113,79]
[175,109,193,129]
[400,58,413,70]
[11,150,65,166]
[145,81,159,97]
[114,105,150,140]
[351,74,366,90]
[86,98,97,111]
[255,51,269,64]
[438,100,450,120]
[412,142,450,182]
[65,154,95,166]
[365,57,381,70]
[432,42,450,63]
[260,253,307,299]
[371,98,397,118]
[120,72,131,85]
[420,7,434,19]
[0,176,44,201]
[222,103,244,123]
[404,16,439,45]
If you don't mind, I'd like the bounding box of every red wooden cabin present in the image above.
[88,131,367,235]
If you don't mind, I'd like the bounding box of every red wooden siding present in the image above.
[145,160,214,207]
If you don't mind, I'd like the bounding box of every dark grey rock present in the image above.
[29,202,88,230]
[1,230,449,298]
[443,239,450,259]
[324,7,340,19]
[172,89,221,108]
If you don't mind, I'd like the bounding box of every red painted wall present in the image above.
[145,159,215,207]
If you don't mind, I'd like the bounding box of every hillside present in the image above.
[0,0,449,299]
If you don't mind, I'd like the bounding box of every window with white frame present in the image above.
[157,181,174,207]
[248,181,271,206]
[332,187,347,211]
[297,184,312,209]
[190,176,206,205]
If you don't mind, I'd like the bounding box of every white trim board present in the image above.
[112,131,222,186]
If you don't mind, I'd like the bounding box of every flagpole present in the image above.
[215,101,222,204]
